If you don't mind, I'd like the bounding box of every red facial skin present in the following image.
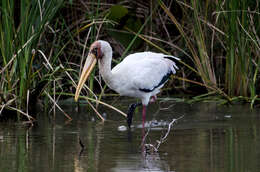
[90,41,103,59]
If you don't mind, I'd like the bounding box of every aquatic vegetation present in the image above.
[0,0,64,120]
[158,0,260,105]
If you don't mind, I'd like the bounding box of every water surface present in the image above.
[1,99,260,172]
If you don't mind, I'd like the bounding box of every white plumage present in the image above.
[75,40,180,127]
[109,52,179,105]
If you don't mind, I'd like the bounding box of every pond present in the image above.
[1,98,260,172]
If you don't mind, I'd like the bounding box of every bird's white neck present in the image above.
[98,51,119,90]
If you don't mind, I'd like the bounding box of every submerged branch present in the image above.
[143,115,184,153]
[155,115,184,150]
[56,92,127,118]
[44,91,72,121]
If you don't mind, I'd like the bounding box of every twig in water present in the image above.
[44,91,72,121]
[26,90,34,126]
[79,138,85,156]
[86,99,105,122]
[143,115,184,153]
[79,138,85,149]
[156,115,184,150]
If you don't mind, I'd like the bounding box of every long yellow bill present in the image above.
[75,53,97,101]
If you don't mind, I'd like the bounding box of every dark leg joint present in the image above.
[127,103,142,128]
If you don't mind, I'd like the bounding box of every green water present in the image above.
[0,99,260,172]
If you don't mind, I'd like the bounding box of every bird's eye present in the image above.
[91,47,98,56]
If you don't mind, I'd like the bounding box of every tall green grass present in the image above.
[221,0,260,99]
[158,0,259,104]
[0,0,63,117]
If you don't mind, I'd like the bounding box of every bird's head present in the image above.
[90,40,112,59]
[74,40,111,101]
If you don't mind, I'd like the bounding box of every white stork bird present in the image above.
[75,40,179,128]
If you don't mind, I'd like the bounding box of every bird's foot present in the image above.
[127,103,142,128]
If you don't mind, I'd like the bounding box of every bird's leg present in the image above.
[142,105,146,128]
[127,103,142,128]
[141,105,147,155]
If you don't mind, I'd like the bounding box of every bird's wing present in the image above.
[131,58,171,92]
[112,52,179,92]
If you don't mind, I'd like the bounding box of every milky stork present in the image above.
[74,40,179,128]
